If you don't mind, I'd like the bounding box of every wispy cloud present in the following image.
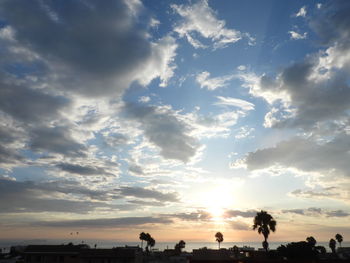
[215,96,255,111]
[196,71,234,90]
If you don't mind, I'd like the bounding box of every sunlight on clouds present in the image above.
[171,0,251,49]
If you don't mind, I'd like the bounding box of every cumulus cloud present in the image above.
[171,0,253,49]
[237,3,350,130]
[0,0,177,97]
[240,134,350,178]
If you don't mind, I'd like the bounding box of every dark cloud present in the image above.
[0,178,117,213]
[282,207,349,218]
[117,186,179,203]
[224,209,257,218]
[29,126,86,157]
[56,163,113,176]
[0,123,25,166]
[0,0,176,97]
[0,0,151,96]
[0,80,69,124]
[243,134,350,177]
[35,217,173,228]
[124,103,200,162]
[127,200,166,207]
[164,210,211,221]
[326,210,350,217]
[0,144,24,165]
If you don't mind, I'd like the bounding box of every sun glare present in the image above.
[197,184,235,222]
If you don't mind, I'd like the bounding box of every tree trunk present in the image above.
[263,237,268,252]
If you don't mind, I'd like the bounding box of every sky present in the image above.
[0,0,349,245]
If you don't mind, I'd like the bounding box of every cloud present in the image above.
[171,0,253,49]
[196,71,234,90]
[29,126,87,157]
[238,2,350,130]
[0,144,24,167]
[234,126,255,139]
[326,210,350,217]
[224,209,257,218]
[289,31,307,40]
[123,102,200,162]
[164,210,211,221]
[0,79,69,124]
[281,209,305,215]
[215,96,255,111]
[117,186,179,202]
[294,6,307,17]
[230,220,251,230]
[0,0,177,97]
[290,188,339,199]
[0,178,115,213]
[240,134,350,178]
[35,217,173,228]
[104,133,130,148]
[127,200,166,207]
[282,207,349,218]
[310,1,350,45]
[56,163,115,177]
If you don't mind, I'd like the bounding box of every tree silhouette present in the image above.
[175,240,186,254]
[139,232,148,250]
[252,210,276,252]
[306,236,317,247]
[215,232,224,249]
[335,233,343,247]
[148,236,155,251]
[329,238,336,254]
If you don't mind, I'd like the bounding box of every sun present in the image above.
[196,184,235,221]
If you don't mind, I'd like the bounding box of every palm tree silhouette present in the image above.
[335,234,343,247]
[215,232,224,249]
[139,232,148,250]
[253,210,276,252]
[329,238,336,254]
[306,236,317,247]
